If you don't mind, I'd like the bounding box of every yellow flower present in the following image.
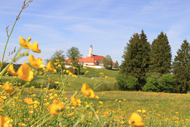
[100,72,104,75]
[31,41,41,53]
[19,36,31,49]
[83,66,87,69]
[92,67,96,69]
[73,67,77,69]
[99,101,103,104]
[55,59,59,62]
[67,112,74,117]
[73,99,81,106]
[24,98,34,105]
[54,62,58,66]
[72,74,77,78]
[29,55,44,69]
[81,83,95,98]
[95,95,99,99]
[3,81,14,93]
[71,95,81,106]
[105,76,109,79]
[0,115,12,127]
[129,113,145,127]
[54,81,59,84]
[49,100,64,115]
[7,64,17,75]
[48,79,53,82]
[46,61,56,73]
[17,62,34,81]
[0,61,3,67]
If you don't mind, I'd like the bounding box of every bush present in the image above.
[143,76,160,92]
[116,74,138,90]
[160,73,175,92]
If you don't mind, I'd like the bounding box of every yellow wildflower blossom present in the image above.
[19,36,31,49]
[46,61,56,73]
[7,64,17,75]
[129,113,145,127]
[0,115,12,127]
[29,55,44,69]
[31,41,41,53]
[81,83,95,98]
[99,101,103,104]
[49,100,64,116]
[67,112,74,117]
[17,62,33,81]
[3,81,14,93]
[105,76,109,79]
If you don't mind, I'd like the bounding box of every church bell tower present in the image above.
[88,45,93,57]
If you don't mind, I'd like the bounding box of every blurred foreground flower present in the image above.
[0,115,12,127]
[19,36,31,49]
[17,62,34,81]
[29,55,44,69]
[129,113,145,127]
[49,100,64,115]
[46,61,56,73]
[81,83,95,98]
[7,64,17,75]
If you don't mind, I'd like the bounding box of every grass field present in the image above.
[26,88,190,126]
[2,68,190,126]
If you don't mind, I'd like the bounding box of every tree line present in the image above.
[118,30,190,93]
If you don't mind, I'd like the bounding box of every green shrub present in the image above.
[116,74,138,90]
[143,76,160,92]
[160,73,175,92]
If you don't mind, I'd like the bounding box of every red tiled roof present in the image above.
[65,55,115,66]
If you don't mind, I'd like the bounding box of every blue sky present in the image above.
[0,0,190,65]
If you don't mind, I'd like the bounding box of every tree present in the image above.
[120,30,151,90]
[172,40,190,93]
[45,50,65,65]
[114,61,119,69]
[102,55,113,69]
[150,32,172,74]
[66,47,82,61]
[45,50,65,72]
[66,47,82,74]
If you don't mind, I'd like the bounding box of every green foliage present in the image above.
[66,47,82,74]
[160,73,175,92]
[172,40,190,93]
[66,46,82,60]
[116,74,138,90]
[120,30,151,90]
[114,60,119,69]
[102,55,113,69]
[45,50,65,73]
[142,76,160,92]
[150,32,172,74]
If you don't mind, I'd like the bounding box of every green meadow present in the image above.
[2,67,190,126]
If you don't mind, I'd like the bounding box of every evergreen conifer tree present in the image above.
[172,40,190,93]
[150,32,172,74]
[120,30,151,89]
